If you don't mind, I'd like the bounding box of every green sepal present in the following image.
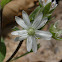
[12,26,20,31]
[0,37,6,62]
[43,2,51,16]
[49,9,54,14]
[39,2,42,7]
[49,22,62,40]
[29,6,40,22]
[48,14,52,20]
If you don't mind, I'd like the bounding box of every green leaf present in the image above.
[39,2,42,7]
[0,0,12,8]
[49,9,54,14]
[12,26,20,31]
[29,6,40,22]
[43,2,51,16]
[0,38,6,62]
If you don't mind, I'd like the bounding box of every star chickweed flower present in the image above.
[39,0,57,10]
[50,0,58,10]
[11,10,52,53]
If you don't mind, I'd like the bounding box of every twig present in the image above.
[6,40,23,62]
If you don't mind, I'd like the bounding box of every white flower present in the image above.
[50,0,58,10]
[39,0,57,10]
[39,0,52,7]
[11,10,52,53]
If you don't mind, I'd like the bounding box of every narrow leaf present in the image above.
[49,9,54,14]
[29,6,40,22]
[43,2,51,16]
[0,38,6,62]
[12,26,20,31]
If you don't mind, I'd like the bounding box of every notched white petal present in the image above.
[50,0,57,10]
[32,36,37,53]
[35,30,52,40]
[37,17,48,29]
[15,36,27,41]
[22,10,31,27]
[48,0,52,3]
[11,30,27,36]
[11,31,19,35]
[27,36,32,52]
[32,13,43,29]
[15,16,28,29]
[14,37,19,41]
[43,0,52,7]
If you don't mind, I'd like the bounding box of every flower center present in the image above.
[27,28,35,36]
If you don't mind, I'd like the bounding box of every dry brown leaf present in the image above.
[2,0,38,27]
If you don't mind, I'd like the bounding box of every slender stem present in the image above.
[6,40,23,62]
[10,43,40,61]
[11,52,32,61]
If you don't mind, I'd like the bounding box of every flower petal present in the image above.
[11,30,27,36]
[35,30,52,40]
[15,16,28,29]
[27,36,32,52]
[36,17,48,29]
[15,36,27,41]
[32,36,37,53]
[32,13,43,29]
[43,0,52,7]
[22,10,31,27]
[50,0,57,10]
[47,0,52,3]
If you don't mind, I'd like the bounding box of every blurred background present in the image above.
[1,0,62,62]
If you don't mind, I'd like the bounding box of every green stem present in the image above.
[10,43,40,62]
[10,51,32,62]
